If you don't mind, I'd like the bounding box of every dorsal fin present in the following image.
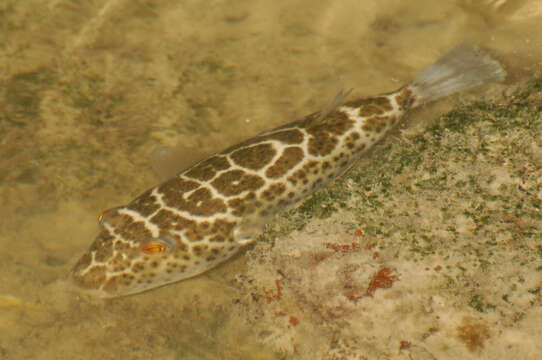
[316,88,353,121]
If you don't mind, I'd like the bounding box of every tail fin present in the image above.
[410,43,506,105]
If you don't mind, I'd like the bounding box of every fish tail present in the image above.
[410,43,506,105]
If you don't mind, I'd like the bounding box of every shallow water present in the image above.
[1,0,541,359]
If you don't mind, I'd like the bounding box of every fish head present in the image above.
[71,206,240,298]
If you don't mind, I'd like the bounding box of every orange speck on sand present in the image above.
[265,279,282,303]
[501,216,523,229]
[365,267,397,297]
[289,316,299,326]
[312,251,334,264]
[354,229,363,237]
[422,327,440,340]
[346,267,398,303]
[399,340,411,350]
[324,242,360,255]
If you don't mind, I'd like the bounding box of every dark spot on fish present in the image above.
[211,170,265,196]
[394,86,416,110]
[185,156,230,181]
[266,147,304,179]
[230,143,276,171]
[362,116,390,133]
[345,96,393,116]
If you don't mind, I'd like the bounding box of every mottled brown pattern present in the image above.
[230,143,276,170]
[209,235,226,242]
[307,130,338,156]
[150,211,212,245]
[307,111,355,135]
[287,159,323,186]
[304,111,354,156]
[361,116,391,133]
[344,131,361,150]
[165,262,179,274]
[157,178,200,203]
[191,244,221,262]
[113,240,131,252]
[227,198,246,217]
[184,188,228,216]
[150,208,195,232]
[149,259,161,269]
[261,183,286,201]
[158,180,227,216]
[184,156,230,181]
[265,146,304,179]
[210,219,236,240]
[87,230,115,262]
[221,128,304,156]
[183,227,209,242]
[173,240,188,252]
[261,129,304,144]
[132,262,144,273]
[110,252,131,272]
[345,96,393,116]
[73,265,106,289]
[227,191,263,216]
[178,215,233,243]
[332,152,346,162]
[119,273,135,285]
[127,189,161,217]
[306,160,319,169]
[211,170,265,196]
[395,87,416,110]
[109,214,153,247]
[192,245,204,256]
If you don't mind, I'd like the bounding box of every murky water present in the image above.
[1,0,541,359]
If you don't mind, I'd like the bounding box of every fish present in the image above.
[71,44,506,298]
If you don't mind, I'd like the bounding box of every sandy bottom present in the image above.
[1,0,541,359]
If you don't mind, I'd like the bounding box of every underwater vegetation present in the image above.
[233,80,542,359]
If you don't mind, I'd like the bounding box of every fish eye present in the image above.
[141,237,176,255]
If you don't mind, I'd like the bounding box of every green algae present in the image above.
[259,80,542,325]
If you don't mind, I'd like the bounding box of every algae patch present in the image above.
[244,80,542,360]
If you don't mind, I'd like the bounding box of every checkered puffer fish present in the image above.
[72,44,505,298]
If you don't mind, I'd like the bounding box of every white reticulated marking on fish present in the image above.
[71,44,506,298]
[117,208,161,238]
